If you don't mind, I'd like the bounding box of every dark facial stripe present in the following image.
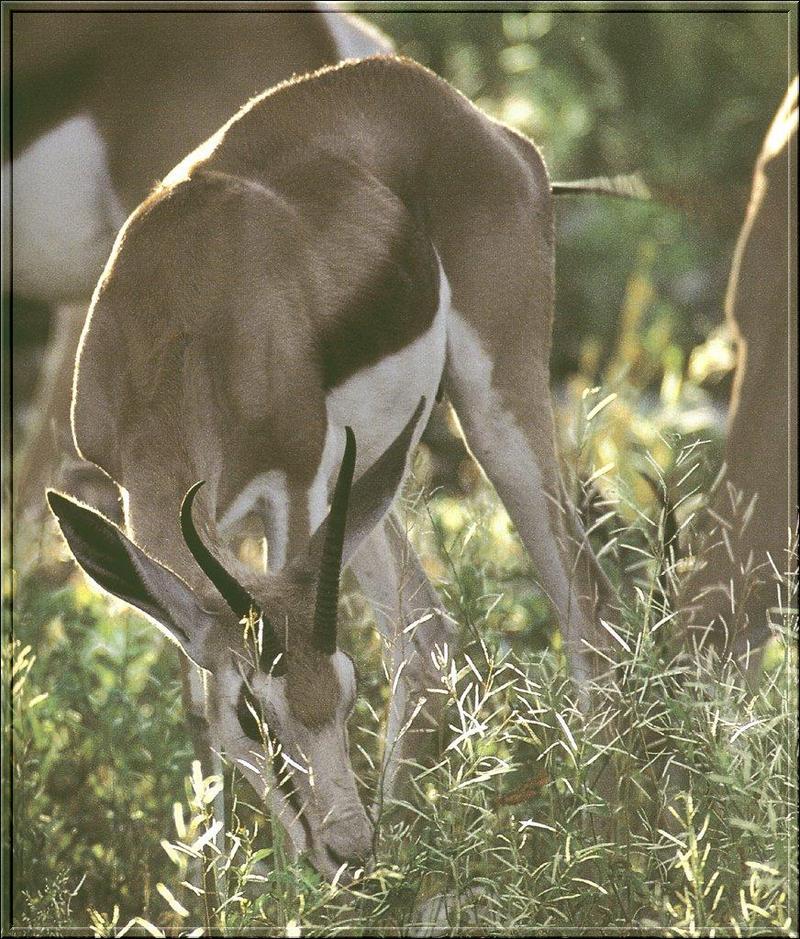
[258,624,287,677]
[236,685,263,743]
[235,686,313,844]
[318,219,439,391]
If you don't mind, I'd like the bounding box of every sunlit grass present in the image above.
[5,451,797,935]
[6,273,797,933]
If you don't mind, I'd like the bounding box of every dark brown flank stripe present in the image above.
[318,220,440,391]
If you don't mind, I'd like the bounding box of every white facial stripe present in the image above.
[214,649,371,879]
[219,469,290,570]
[308,259,449,531]
[11,114,127,302]
[332,650,357,708]
[185,664,208,718]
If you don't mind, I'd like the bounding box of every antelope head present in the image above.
[47,400,425,881]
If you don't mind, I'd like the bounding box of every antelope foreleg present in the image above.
[350,514,458,812]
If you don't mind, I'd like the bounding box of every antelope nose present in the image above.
[325,816,374,868]
[327,844,371,870]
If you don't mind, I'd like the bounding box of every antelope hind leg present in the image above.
[445,327,616,694]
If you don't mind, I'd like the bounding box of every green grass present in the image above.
[4,270,797,935]
[4,463,796,935]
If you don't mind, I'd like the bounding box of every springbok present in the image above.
[48,55,621,880]
[10,4,392,522]
[679,78,798,659]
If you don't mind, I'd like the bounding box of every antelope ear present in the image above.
[47,491,216,671]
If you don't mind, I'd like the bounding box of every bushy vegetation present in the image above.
[5,329,797,933]
[5,525,797,935]
[4,7,796,937]
[363,7,790,383]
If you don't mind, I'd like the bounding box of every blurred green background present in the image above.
[359,7,790,382]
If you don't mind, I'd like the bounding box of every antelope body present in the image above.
[679,78,798,656]
[50,56,619,880]
[10,4,392,519]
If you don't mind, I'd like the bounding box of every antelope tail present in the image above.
[551,173,651,201]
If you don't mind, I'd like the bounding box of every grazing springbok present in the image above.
[10,4,392,523]
[679,77,798,660]
[9,3,388,886]
[48,56,620,880]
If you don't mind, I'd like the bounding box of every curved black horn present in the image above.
[180,481,258,620]
[313,427,356,655]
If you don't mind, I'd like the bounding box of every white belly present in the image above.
[219,260,449,573]
[309,261,450,531]
[9,114,127,303]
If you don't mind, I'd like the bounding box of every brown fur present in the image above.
[12,7,393,522]
[10,10,342,184]
[74,56,617,677]
[55,54,623,878]
[680,79,798,655]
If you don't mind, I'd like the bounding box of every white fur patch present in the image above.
[186,664,208,717]
[332,650,357,709]
[308,261,450,531]
[219,469,290,571]
[10,114,127,302]
[446,306,591,687]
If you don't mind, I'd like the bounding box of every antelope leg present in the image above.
[350,513,458,810]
